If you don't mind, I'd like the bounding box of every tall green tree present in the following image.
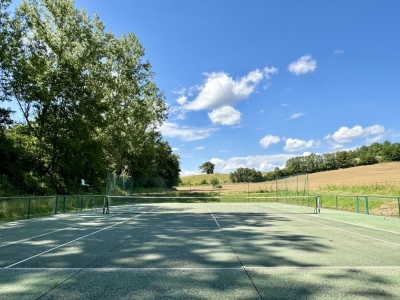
[0,0,15,125]
[199,162,215,174]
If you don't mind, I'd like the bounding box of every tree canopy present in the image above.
[199,162,215,174]
[0,0,180,195]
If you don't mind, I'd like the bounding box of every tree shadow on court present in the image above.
[1,204,399,299]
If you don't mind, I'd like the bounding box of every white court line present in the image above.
[313,215,400,235]
[6,266,400,271]
[208,208,220,228]
[251,204,400,247]
[3,208,158,269]
[258,203,400,235]
[0,212,133,248]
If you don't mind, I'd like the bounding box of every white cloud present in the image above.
[334,49,344,54]
[171,147,179,151]
[160,122,216,141]
[289,113,304,119]
[208,106,241,125]
[180,169,201,176]
[176,95,187,105]
[283,138,318,152]
[259,135,280,148]
[288,55,317,75]
[210,154,295,173]
[324,125,385,143]
[194,146,205,150]
[179,67,277,112]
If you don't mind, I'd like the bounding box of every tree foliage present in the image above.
[199,162,215,174]
[230,168,263,183]
[0,0,180,195]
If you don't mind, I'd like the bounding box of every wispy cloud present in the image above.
[289,113,304,119]
[288,55,317,75]
[194,146,205,150]
[160,122,216,141]
[334,49,344,54]
[209,154,296,173]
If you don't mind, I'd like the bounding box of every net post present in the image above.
[365,196,369,214]
[398,197,400,218]
[356,196,359,213]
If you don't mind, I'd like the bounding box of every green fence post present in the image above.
[356,196,359,213]
[80,196,83,211]
[55,196,58,215]
[336,196,338,210]
[27,197,31,219]
[63,196,66,213]
[398,197,400,218]
[365,196,369,215]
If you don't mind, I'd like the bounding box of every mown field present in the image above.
[178,162,400,196]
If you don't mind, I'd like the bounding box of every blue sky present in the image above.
[6,0,400,176]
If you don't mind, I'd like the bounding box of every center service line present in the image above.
[208,207,220,228]
[3,208,158,269]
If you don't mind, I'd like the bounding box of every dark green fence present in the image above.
[0,195,105,222]
[318,194,400,217]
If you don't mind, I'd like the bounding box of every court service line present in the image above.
[7,266,400,271]
[3,208,158,269]
[208,206,264,300]
[251,204,400,247]
[208,207,221,228]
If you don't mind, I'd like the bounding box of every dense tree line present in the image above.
[229,141,400,183]
[0,0,180,195]
[283,141,400,176]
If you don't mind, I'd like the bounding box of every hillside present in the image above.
[178,162,400,194]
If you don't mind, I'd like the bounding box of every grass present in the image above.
[315,183,400,196]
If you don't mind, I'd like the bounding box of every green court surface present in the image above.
[0,202,399,299]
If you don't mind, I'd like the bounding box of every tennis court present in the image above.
[1,200,399,299]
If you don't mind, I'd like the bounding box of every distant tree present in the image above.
[199,162,215,174]
[210,177,220,187]
[230,167,263,183]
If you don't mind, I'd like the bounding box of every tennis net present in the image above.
[102,195,320,214]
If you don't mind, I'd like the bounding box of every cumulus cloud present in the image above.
[283,138,318,152]
[324,125,385,143]
[209,154,295,173]
[185,69,271,111]
[289,113,304,119]
[288,55,317,75]
[259,135,280,148]
[208,106,241,125]
[172,67,278,125]
[160,122,216,141]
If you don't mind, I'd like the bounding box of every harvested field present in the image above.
[178,162,400,194]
